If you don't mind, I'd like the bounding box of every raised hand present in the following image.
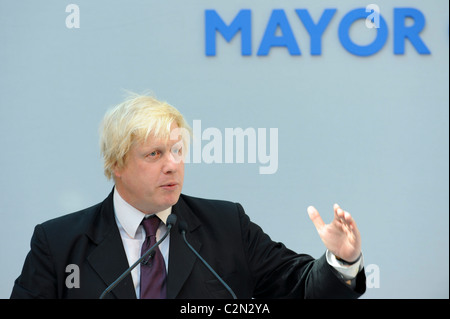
[307,204,361,263]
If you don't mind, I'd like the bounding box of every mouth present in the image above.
[160,182,179,190]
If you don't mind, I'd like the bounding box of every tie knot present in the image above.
[141,216,160,238]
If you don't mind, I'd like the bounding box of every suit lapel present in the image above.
[167,196,202,299]
[83,191,202,299]
[86,190,137,299]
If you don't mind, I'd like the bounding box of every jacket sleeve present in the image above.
[10,224,58,299]
[237,203,366,299]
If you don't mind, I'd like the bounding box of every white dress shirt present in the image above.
[113,188,171,298]
[113,188,363,297]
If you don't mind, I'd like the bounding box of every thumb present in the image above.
[307,206,325,231]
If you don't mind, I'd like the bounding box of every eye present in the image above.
[146,150,161,160]
[172,143,183,156]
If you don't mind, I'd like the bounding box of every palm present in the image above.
[308,204,361,262]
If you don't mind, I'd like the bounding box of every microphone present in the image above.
[178,220,237,299]
[99,214,177,299]
[141,250,155,265]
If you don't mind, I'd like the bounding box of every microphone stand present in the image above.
[99,215,176,299]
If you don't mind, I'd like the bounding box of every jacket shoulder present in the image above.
[37,190,115,246]
[176,194,247,235]
[179,193,241,213]
[40,202,102,234]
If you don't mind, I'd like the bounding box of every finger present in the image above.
[344,211,352,222]
[336,206,357,230]
[333,203,340,212]
[334,204,356,231]
[334,203,345,222]
[334,203,343,219]
[307,206,325,231]
[343,210,358,230]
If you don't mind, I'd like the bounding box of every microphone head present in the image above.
[166,214,177,227]
[178,220,188,233]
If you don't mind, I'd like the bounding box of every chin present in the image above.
[162,193,181,207]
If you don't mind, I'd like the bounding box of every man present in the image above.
[11,94,366,299]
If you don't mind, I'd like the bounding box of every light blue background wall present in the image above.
[1,0,448,298]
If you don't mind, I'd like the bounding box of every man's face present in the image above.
[113,124,185,214]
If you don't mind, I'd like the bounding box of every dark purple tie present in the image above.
[140,216,167,299]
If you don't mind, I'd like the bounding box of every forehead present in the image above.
[136,127,183,149]
[137,120,179,140]
[134,135,179,150]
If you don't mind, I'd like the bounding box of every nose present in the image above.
[162,151,181,174]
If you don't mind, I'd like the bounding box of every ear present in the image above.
[112,162,122,179]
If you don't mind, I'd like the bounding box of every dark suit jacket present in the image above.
[10,190,366,299]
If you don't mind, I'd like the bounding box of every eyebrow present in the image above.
[139,138,180,152]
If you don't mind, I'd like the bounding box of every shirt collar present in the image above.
[113,187,172,239]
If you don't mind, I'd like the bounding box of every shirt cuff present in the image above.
[326,250,364,280]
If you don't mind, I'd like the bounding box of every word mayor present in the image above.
[180,303,270,316]
[205,7,431,56]
[186,120,278,175]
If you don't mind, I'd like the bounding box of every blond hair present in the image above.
[99,93,191,179]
